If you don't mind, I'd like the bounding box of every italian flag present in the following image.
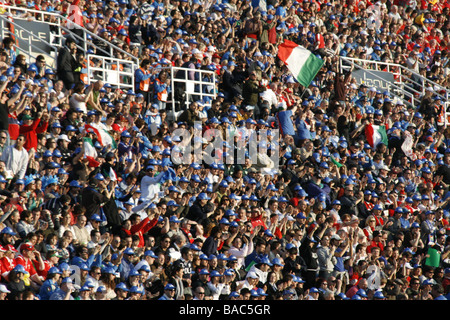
[85,123,117,149]
[277,39,324,87]
[330,155,344,168]
[109,167,117,181]
[365,123,388,148]
[83,137,100,167]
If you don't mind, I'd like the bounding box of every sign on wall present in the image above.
[351,69,395,92]
[13,18,53,54]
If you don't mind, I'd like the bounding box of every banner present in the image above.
[351,69,395,92]
[13,19,53,54]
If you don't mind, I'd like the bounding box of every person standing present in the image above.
[56,38,78,90]
[0,78,17,140]
[0,134,29,180]
[317,235,336,280]
[242,71,266,119]
[153,70,171,111]
[67,0,86,39]
[19,110,49,152]
[299,223,324,289]
[135,59,152,103]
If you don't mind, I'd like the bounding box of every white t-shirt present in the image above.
[69,93,87,113]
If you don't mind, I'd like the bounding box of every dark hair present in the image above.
[208,226,221,238]
[141,59,150,67]
[129,213,140,223]
[20,210,32,220]
[181,246,192,256]
[65,37,76,46]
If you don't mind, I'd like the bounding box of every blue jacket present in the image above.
[39,279,59,300]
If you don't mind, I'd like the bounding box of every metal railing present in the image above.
[86,54,135,90]
[340,56,449,108]
[149,66,217,121]
[0,5,139,67]
[0,14,59,69]
[444,93,450,127]
[0,4,140,90]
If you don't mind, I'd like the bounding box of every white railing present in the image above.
[149,66,217,121]
[0,4,140,89]
[86,54,135,90]
[445,91,450,127]
[0,14,58,68]
[0,5,139,66]
[340,56,449,107]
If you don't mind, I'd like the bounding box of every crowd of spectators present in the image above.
[0,0,449,301]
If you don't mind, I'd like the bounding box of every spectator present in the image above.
[153,70,171,111]
[56,38,78,90]
[49,277,75,300]
[0,0,449,303]
[19,110,49,152]
[134,59,152,103]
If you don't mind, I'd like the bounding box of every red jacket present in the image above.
[19,118,48,151]
[8,113,20,141]
[366,240,384,254]
[0,256,16,281]
[250,216,267,230]
[130,217,158,247]
[15,255,37,277]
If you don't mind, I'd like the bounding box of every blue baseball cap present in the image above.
[197,192,210,200]
[115,282,129,291]
[94,173,105,181]
[144,250,158,258]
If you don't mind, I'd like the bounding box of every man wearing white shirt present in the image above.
[227,235,255,270]
[134,250,157,280]
[236,271,260,292]
[1,134,29,180]
[247,256,271,284]
[140,165,165,202]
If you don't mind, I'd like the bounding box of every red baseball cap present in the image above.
[5,244,17,252]
[21,243,35,252]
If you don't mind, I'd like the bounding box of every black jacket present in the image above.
[299,236,319,270]
[57,47,77,73]
[185,200,208,225]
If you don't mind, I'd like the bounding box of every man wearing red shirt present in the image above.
[442,269,450,293]
[67,0,86,39]
[129,212,159,248]
[366,230,384,254]
[15,243,44,287]
[249,207,267,230]
[0,244,16,281]
[34,250,62,280]
[19,111,49,152]
[426,28,441,44]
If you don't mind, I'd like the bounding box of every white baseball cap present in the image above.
[0,284,10,293]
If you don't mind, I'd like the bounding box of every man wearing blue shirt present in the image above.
[39,267,61,300]
[135,59,153,103]
[49,277,75,300]
[277,103,298,138]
